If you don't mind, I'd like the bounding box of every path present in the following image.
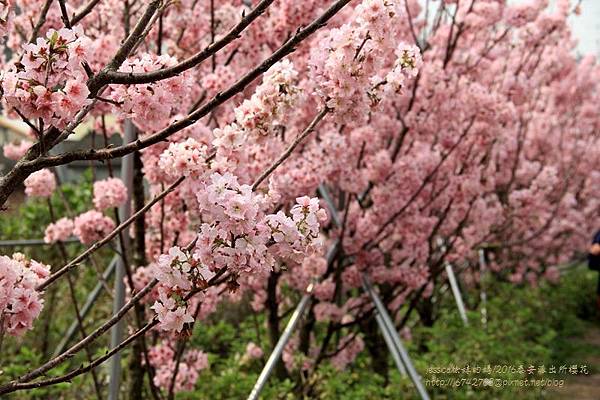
[548,324,600,399]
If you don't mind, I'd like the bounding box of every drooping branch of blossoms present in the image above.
[0,268,229,395]
[11,52,322,379]
[42,0,352,163]
[40,69,330,292]
[4,91,332,391]
[0,0,354,210]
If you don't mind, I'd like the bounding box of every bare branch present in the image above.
[105,0,275,84]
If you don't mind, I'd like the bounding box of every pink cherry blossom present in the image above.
[0,254,48,336]
[148,341,209,392]
[2,140,32,160]
[93,177,128,210]
[245,342,263,360]
[73,210,115,244]
[2,27,91,128]
[44,217,74,243]
[0,0,13,38]
[23,169,56,198]
[108,53,192,132]
[158,138,208,178]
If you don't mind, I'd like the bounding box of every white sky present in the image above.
[510,0,600,56]
[423,0,600,56]
[565,0,600,55]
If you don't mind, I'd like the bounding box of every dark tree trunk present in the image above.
[417,296,435,327]
[129,148,148,400]
[360,315,389,383]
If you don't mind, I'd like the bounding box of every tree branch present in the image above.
[105,0,276,84]
[252,108,329,190]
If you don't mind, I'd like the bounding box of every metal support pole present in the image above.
[437,239,468,326]
[318,184,341,226]
[478,249,488,327]
[247,243,339,400]
[362,276,430,400]
[0,237,80,247]
[374,313,406,376]
[53,255,118,357]
[108,121,135,400]
[445,263,469,326]
[247,284,314,400]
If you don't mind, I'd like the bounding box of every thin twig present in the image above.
[105,0,275,84]
[252,108,329,190]
[37,175,185,291]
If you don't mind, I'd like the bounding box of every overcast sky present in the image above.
[566,0,600,56]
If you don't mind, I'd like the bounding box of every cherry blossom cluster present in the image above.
[151,246,213,332]
[2,139,31,160]
[194,172,273,276]
[195,174,326,275]
[109,54,192,132]
[72,210,116,244]
[23,168,56,198]
[212,60,301,171]
[0,0,13,38]
[264,196,327,263]
[2,27,91,128]
[148,341,209,393]
[158,138,208,179]
[331,335,365,370]
[380,43,423,95]
[44,217,74,243]
[92,177,128,210]
[0,253,49,336]
[42,178,122,244]
[234,60,301,139]
[244,342,263,360]
[147,178,325,332]
[309,0,420,122]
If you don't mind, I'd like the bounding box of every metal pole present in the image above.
[437,239,468,326]
[318,184,341,226]
[319,186,410,378]
[444,263,469,326]
[362,276,430,400]
[247,284,314,400]
[53,255,118,357]
[108,121,135,400]
[247,243,339,400]
[478,249,487,327]
[375,313,406,376]
[0,237,80,247]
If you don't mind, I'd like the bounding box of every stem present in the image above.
[37,176,185,292]
[252,108,329,190]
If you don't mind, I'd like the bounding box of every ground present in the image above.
[549,324,600,399]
